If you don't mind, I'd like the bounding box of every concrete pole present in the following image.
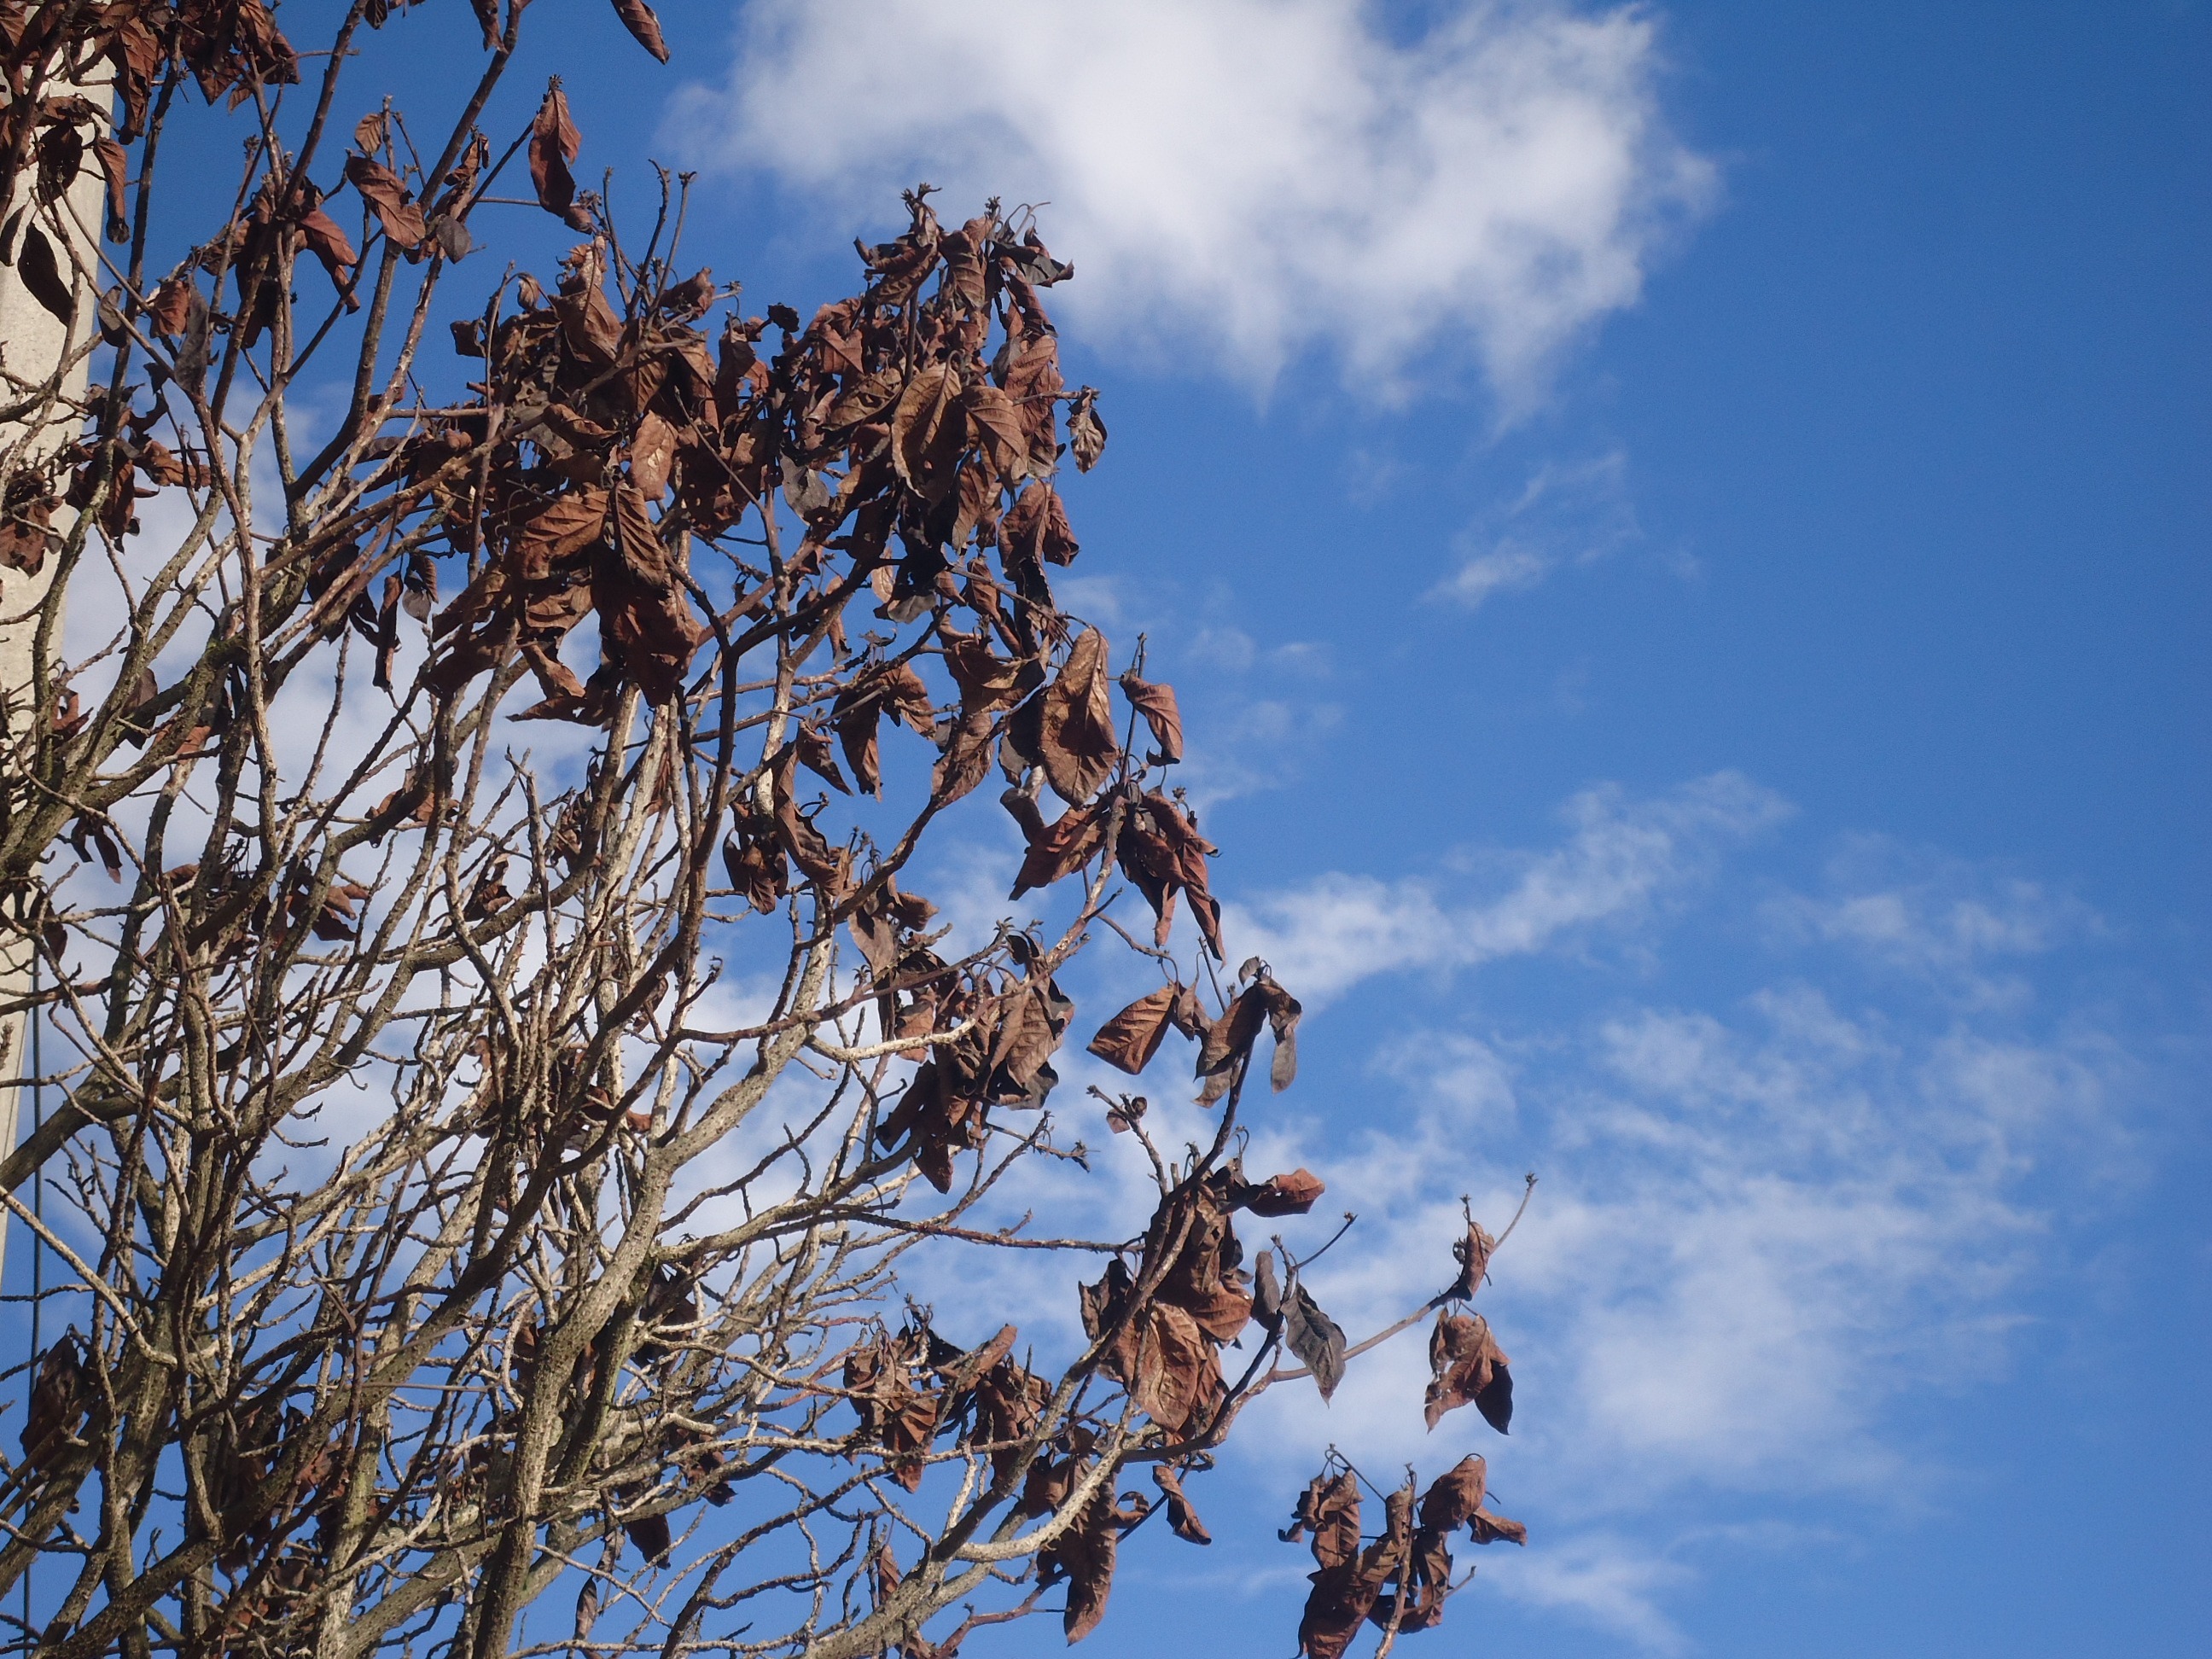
[0,87,102,1289]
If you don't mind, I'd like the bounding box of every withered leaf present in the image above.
[0,475,57,575]
[1252,1249,1284,1331]
[934,1323,1017,1400]
[890,363,965,504]
[1151,1465,1212,1545]
[1194,985,1266,1098]
[940,629,1032,716]
[1067,385,1108,471]
[842,1336,940,1492]
[824,369,901,430]
[16,224,74,326]
[1038,626,1118,805]
[1477,1357,1514,1435]
[970,1359,1049,1484]
[1234,1168,1325,1217]
[1044,1487,1122,1644]
[529,82,591,231]
[148,271,197,338]
[1296,1470,1362,1569]
[1467,1507,1528,1546]
[769,746,849,894]
[297,206,360,300]
[658,265,714,320]
[1000,480,1080,567]
[1423,1312,1513,1435]
[1368,1513,1454,1635]
[985,971,1074,1097]
[1131,1300,1219,1433]
[91,137,130,242]
[833,686,884,797]
[958,380,1028,485]
[609,0,672,62]
[35,123,83,209]
[1119,791,1225,960]
[1448,1220,1498,1301]
[1152,1182,1253,1344]
[1414,1455,1486,1534]
[1085,983,1186,1075]
[344,153,425,248]
[723,835,785,915]
[630,410,677,500]
[1284,1283,1347,1402]
[930,707,997,806]
[1117,672,1182,765]
[594,483,706,700]
[20,1334,91,1480]
[1300,1560,1382,1659]
[795,722,850,795]
[623,1505,672,1566]
[1010,800,1104,897]
[1263,978,1302,1093]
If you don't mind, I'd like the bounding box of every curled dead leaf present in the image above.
[1423,1311,1513,1435]
[1152,1464,1212,1545]
[1283,1282,1348,1402]
[1038,626,1118,804]
[1233,1168,1325,1217]
[1117,671,1182,765]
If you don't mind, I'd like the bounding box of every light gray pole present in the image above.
[0,83,102,1290]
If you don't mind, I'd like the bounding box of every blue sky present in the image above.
[638,3,2208,1650]
[36,1,2207,1653]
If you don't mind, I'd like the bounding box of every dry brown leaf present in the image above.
[148,272,197,338]
[344,153,425,248]
[1283,1283,1347,1401]
[1038,626,1118,804]
[1152,1465,1212,1545]
[1423,1311,1514,1435]
[1085,983,1185,1074]
[1467,1507,1528,1546]
[1010,801,1105,897]
[608,0,671,61]
[1117,672,1182,765]
[1129,1301,1218,1432]
[891,364,965,503]
[1414,1455,1486,1534]
[1234,1168,1325,1217]
[958,380,1028,485]
[629,410,676,499]
[1000,480,1080,567]
[1067,385,1107,471]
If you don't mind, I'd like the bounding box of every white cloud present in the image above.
[1225,771,1790,1002]
[1765,834,2104,1010]
[670,0,1714,399]
[1217,963,2128,1644]
[1434,449,1641,608]
[1498,1534,1694,1652]
[1435,543,1551,608]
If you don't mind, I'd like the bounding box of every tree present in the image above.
[0,5,1535,1657]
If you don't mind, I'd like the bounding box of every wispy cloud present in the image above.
[670,0,1714,401]
[1227,772,1791,1002]
[1765,833,2104,1009]
[1433,450,1642,609]
[1500,1534,1696,1652]
[1208,824,2145,1646]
